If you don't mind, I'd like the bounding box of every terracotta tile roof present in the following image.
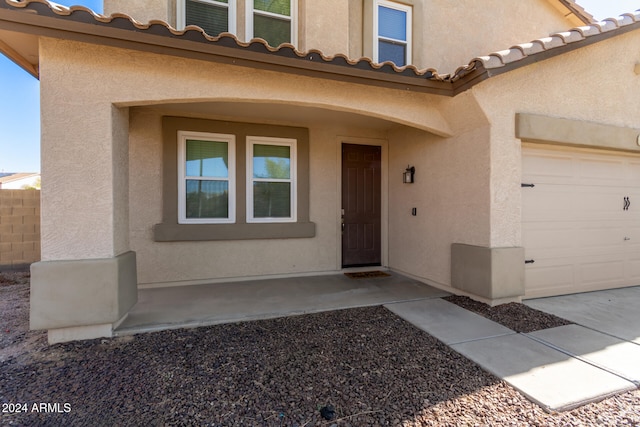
[1,0,640,95]
[4,0,440,76]
[450,10,640,82]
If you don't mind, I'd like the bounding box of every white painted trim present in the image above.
[373,0,412,65]
[335,136,389,270]
[177,0,186,29]
[177,131,236,224]
[246,135,297,223]
[177,0,237,35]
[245,0,298,46]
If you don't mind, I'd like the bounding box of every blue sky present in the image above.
[1,0,639,173]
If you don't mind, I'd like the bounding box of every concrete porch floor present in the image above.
[115,271,448,336]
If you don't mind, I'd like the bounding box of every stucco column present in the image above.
[30,43,137,343]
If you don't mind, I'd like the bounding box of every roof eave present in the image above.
[0,3,452,95]
[0,35,37,77]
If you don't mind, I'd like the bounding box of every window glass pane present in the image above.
[254,14,291,45]
[254,0,290,16]
[186,0,228,35]
[186,180,229,218]
[186,140,228,177]
[253,182,291,217]
[378,5,407,41]
[378,40,406,66]
[253,144,290,179]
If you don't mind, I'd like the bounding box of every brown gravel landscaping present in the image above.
[443,295,574,333]
[1,271,639,426]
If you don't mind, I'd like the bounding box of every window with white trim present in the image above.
[177,0,237,36]
[246,0,297,46]
[178,131,236,224]
[374,0,412,66]
[247,136,297,222]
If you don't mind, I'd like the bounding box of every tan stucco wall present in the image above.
[387,92,492,288]
[103,0,578,73]
[471,29,640,248]
[39,38,453,286]
[128,109,387,284]
[104,0,171,24]
[419,0,578,73]
[39,40,130,260]
[38,28,640,293]
[302,0,350,54]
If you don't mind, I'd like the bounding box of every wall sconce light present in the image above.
[403,165,415,183]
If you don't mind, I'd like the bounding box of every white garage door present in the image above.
[522,144,640,298]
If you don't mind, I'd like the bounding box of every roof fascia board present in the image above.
[0,6,452,95]
[451,66,490,96]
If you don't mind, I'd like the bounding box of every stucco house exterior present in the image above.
[0,0,639,343]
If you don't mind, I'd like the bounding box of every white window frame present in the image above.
[373,0,412,66]
[178,131,236,224]
[247,136,297,223]
[245,0,298,46]
[177,0,237,35]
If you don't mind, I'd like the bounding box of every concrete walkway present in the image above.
[116,271,448,335]
[387,289,640,412]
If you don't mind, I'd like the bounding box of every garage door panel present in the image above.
[577,158,626,183]
[522,152,574,182]
[522,188,573,221]
[522,145,640,298]
[526,264,574,291]
[524,221,625,245]
[523,227,574,251]
[576,226,627,248]
[523,150,629,186]
[627,161,640,181]
[625,257,640,281]
[523,186,622,222]
[579,260,625,285]
[625,226,640,242]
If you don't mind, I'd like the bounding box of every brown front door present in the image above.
[342,144,382,267]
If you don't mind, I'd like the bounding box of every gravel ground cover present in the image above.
[443,295,573,333]
[1,272,639,426]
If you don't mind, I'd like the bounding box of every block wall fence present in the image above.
[0,190,41,271]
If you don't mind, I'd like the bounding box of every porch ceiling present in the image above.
[139,101,407,132]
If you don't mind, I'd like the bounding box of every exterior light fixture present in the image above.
[403,165,415,183]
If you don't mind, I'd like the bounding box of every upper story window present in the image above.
[177,0,296,47]
[246,0,297,46]
[178,0,237,36]
[374,0,412,66]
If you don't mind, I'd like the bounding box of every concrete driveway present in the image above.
[525,286,640,345]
